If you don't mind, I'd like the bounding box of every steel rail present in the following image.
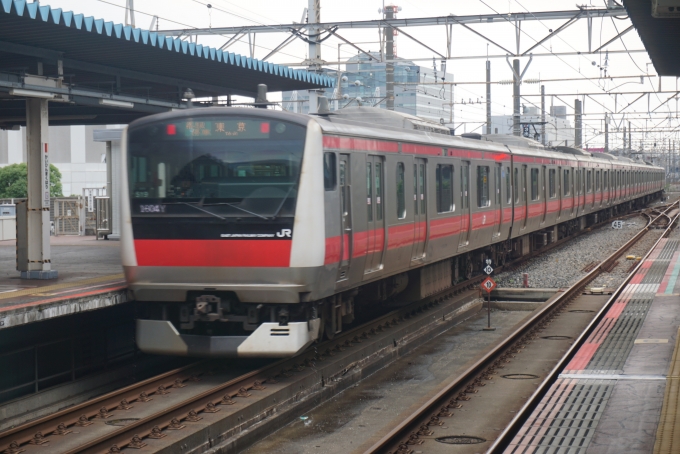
[489,201,680,453]
[0,204,664,453]
[32,276,490,453]
[0,361,207,443]
[364,201,678,454]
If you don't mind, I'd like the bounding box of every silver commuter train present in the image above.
[121,106,664,357]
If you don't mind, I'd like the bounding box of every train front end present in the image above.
[121,109,328,357]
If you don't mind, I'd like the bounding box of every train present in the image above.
[122,101,665,357]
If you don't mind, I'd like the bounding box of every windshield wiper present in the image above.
[270,184,296,220]
[178,202,227,220]
[199,201,270,220]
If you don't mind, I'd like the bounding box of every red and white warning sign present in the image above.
[480,276,497,293]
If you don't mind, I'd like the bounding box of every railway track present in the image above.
[363,201,679,454]
[0,205,672,454]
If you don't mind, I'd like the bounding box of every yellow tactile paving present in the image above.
[653,327,680,454]
[0,273,124,300]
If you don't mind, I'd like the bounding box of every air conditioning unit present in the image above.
[652,0,680,17]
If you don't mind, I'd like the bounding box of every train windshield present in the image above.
[127,117,306,219]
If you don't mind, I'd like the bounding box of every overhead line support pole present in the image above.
[541,85,546,145]
[486,61,491,134]
[575,99,582,148]
[385,5,395,111]
[513,59,520,136]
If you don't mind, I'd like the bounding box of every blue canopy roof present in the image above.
[0,0,333,97]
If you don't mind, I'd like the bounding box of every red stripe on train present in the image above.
[134,240,292,267]
[323,136,399,153]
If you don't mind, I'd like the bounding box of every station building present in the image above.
[283,52,454,125]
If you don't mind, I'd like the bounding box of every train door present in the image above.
[459,162,471,247]
[364,156,384,273]
[522,165,528,229]
[570,167,575,216]
[557,166,562,220]
[541,165,547,224]
[337,155,353,281]
[412,158,427,260]
[494,164,502,238]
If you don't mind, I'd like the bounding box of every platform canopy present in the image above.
[623,0,680,76]
[0,0,334,127]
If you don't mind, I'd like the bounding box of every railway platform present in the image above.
[0,236,125,329]
[507,232,680,453]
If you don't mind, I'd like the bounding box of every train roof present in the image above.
[312,107,663,171]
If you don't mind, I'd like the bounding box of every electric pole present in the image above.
[307,0,321,114]
[486,61,491,134]
[575,99,582,148]
[541,85,546,145]
[384,5,397,111]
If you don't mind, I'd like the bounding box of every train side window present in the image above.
[477,166,490,207]
[563,169,570,195]
[596,171,600,191]
[324,152,336,190]
[549,169,556,198]
[586,170,592,193]
[505,166,511,204]
[397,162,406,219]
[514,167,520,203]
[436,164,454,213]
[530,168,539,201]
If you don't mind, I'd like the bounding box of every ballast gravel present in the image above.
[494,216,647,289]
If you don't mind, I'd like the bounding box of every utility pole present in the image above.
[513,59,520,136]
[541,85,546,145]
[307,0,321,114]
[486,60,491,134]
[604,114,609,153]
[623,125,627,152]
[574,99,582,148]
[628,121,632,152]
[384,5,396,111]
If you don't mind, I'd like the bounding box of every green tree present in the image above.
[0,163,64,198]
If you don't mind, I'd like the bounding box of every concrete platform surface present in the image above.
[0,236,125,328]
[507,236,680,454]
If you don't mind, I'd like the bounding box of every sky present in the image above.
[32,0,680,152]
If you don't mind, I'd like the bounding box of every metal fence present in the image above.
[53,198,82,235]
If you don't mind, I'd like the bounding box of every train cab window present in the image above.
[505,167,512,204]
[530,168,539,201]
[514,168,520,203]
[324,152,336,191]
[477,166,490,207]
[397,162,406,219]
[436,164,454,213]
[549,169,556,198]
[563,169,570,196]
